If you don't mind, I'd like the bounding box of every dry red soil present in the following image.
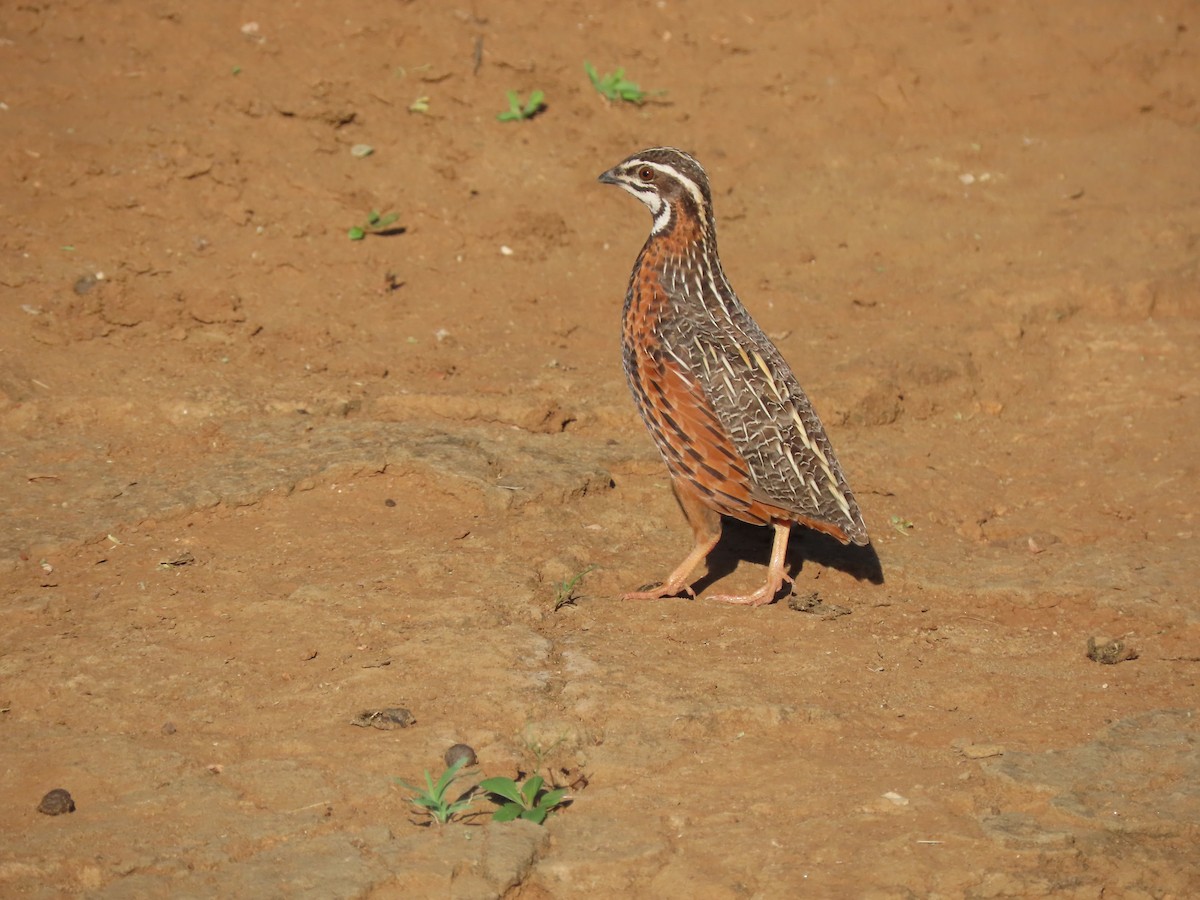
[2,1,1198,897]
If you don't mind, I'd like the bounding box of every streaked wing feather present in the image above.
[676,317,868,544]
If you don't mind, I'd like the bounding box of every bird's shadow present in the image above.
[687,517,885,599]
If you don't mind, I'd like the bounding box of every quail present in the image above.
[598,147,869,606]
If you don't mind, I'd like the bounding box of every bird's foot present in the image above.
[708,576,789,608]
[622,580,696,601]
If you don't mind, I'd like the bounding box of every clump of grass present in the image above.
[395,756,476,825]
[584,61,658,104]
[348,209,400,241]
[497,89,545,121]
[554,564,596,611]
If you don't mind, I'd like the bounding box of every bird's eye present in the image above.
[637,166,655,182]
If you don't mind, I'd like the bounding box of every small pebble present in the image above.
[161,721,177,735]
[444,743,477,769]
[37,788,75,816]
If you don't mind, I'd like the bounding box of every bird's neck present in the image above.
[624,217,736,328]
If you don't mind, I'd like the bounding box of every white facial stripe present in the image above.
[652,201,671,234]
[628,159,708,216]
[616,181,663,214]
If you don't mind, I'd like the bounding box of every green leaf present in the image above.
[520,806,549,824]
[432,757,468,798]
[526,90,544,113]
[479,777,524,805]
[539,788,567,810]
[498,91,521,121]
[520,776,543,807]
[492,803,522,822]
[348,227,365,241]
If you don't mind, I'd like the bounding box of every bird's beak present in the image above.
[597,168,621,185]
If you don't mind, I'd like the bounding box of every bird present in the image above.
[598,147,869,607]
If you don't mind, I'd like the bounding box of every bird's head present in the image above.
[598,147,715,237]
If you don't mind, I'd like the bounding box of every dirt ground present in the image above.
[2,1,1198,896]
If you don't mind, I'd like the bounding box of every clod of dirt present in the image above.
[350,707,415,730]
[444,743,477,768]
[954,739,1005,759]
[1086,636,1138,665]
[787,591,852,619]
[37,789,76,816]
[73,274,98,295]
[161,721,177,735]
[559,766,590,792]
[980,811,1076,849]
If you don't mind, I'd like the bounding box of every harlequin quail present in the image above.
[598,147,868,606]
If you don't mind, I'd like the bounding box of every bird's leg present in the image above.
[623,480,722,601]
[709,522,793,607]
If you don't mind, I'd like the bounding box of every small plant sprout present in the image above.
[521,727,567,775]
[479,774,567,825]
[889,515,914,536]
[554,564,596,611]
[348,209,400,241]
[395,756,476,825]
[584,61,657,105]
[497,89,545,121]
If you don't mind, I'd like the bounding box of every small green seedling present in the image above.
[395,756,476,825]
[554,564,596,611]
[497,90,545,121]
[348,209,400,241]
[479,774,567,824]
[889,515,914,536]
[584,61,655,104]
